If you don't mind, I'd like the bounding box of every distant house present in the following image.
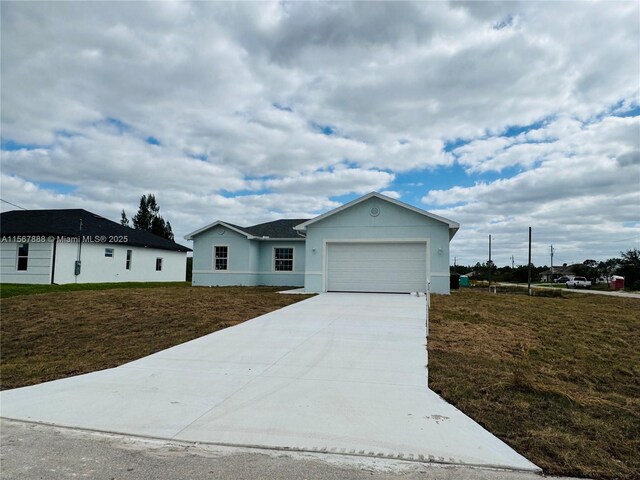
[539,264,577,282]
[0,209,190,284]
[186,192,459,294]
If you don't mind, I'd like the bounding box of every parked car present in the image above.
[567,277,591,289]
[554,276,572,283]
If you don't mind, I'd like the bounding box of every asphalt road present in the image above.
[498,283,640,298]
[1,419,581,480]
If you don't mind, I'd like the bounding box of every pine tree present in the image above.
[133,195,152,231]
[131,194,174,240]
[120,209,130,227]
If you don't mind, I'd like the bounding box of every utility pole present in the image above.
[550,245,554,283]
[528,227,532,296]
[488,234,492,289]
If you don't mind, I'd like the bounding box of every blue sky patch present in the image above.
[613,105,640,118]
[38,182,76,194]
[500,117,551,138]
[1,139,51,151]
[328,192,360,206]
[443,138,471,152]
[311,122,336,135]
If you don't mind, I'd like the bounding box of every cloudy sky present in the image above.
[1,1,638,267]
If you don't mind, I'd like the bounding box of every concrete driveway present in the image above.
[0,293,538,472]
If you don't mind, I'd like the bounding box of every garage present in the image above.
[326,242,428,293]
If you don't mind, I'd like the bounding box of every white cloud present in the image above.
[263,168,394,196]
[380,190,401,200]
[423,115,640,265]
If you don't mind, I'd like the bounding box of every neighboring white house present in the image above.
[0,209,190,284]
[186,192,459,294]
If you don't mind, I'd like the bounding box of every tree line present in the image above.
[451,248,640,290]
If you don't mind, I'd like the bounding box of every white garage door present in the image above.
[327,242,427,293]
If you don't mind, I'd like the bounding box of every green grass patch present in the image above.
[429,289,640,480]
[0,281,191,299]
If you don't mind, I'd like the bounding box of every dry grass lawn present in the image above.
[1,285,312,390]
[429,288,640,480]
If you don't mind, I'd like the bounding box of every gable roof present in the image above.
[1,209,191,252]
[294,192,460,239]
[184,220,255,240]
[185,218,309,240]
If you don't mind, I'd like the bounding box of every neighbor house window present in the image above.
[105,248,114,258]
[156,258,163,271]
[214,246,228,270]
[126,249,132,270]
[17,243,29,271]
[274,247,293,271]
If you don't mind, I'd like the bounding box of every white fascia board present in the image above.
[295,191,460,235]
[184,221,254,240]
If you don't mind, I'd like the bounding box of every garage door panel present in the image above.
[327,242,427,293]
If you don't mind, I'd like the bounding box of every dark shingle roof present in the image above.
[1,209,191,252]
[245,219,310,238]
[224,219,310,239]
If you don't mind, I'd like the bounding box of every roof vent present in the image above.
[370,206,380,217]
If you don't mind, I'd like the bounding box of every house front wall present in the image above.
[256,241,305,287]
[191,227,257,286]
[0,240,54,284]
[53,241,186,284]
[0,240,185,284]
[303,197,452,294]
[191,226,305,287]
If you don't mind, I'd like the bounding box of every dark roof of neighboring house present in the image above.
[540,265,578,275]
[227,219,310,239]
[1,209,191,252]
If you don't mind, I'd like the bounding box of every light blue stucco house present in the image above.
[185,192,459,294]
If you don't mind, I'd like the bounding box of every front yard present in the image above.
[0,284,312,390]
[429,288,640,480]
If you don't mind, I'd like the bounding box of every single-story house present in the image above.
[186,192,459,294]
[0,209,191,284]
[539,264,577,282]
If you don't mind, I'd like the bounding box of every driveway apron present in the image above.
[0,293,539,471]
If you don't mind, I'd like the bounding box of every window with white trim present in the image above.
[214,246,228,270]
[156,257,163,271]
[274,247,293,271]
[126,249,132,270]
[17,243,29,271]
[105,248,114,258]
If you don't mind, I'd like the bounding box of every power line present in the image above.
[605,236,640,243]
[0,198,27,210]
